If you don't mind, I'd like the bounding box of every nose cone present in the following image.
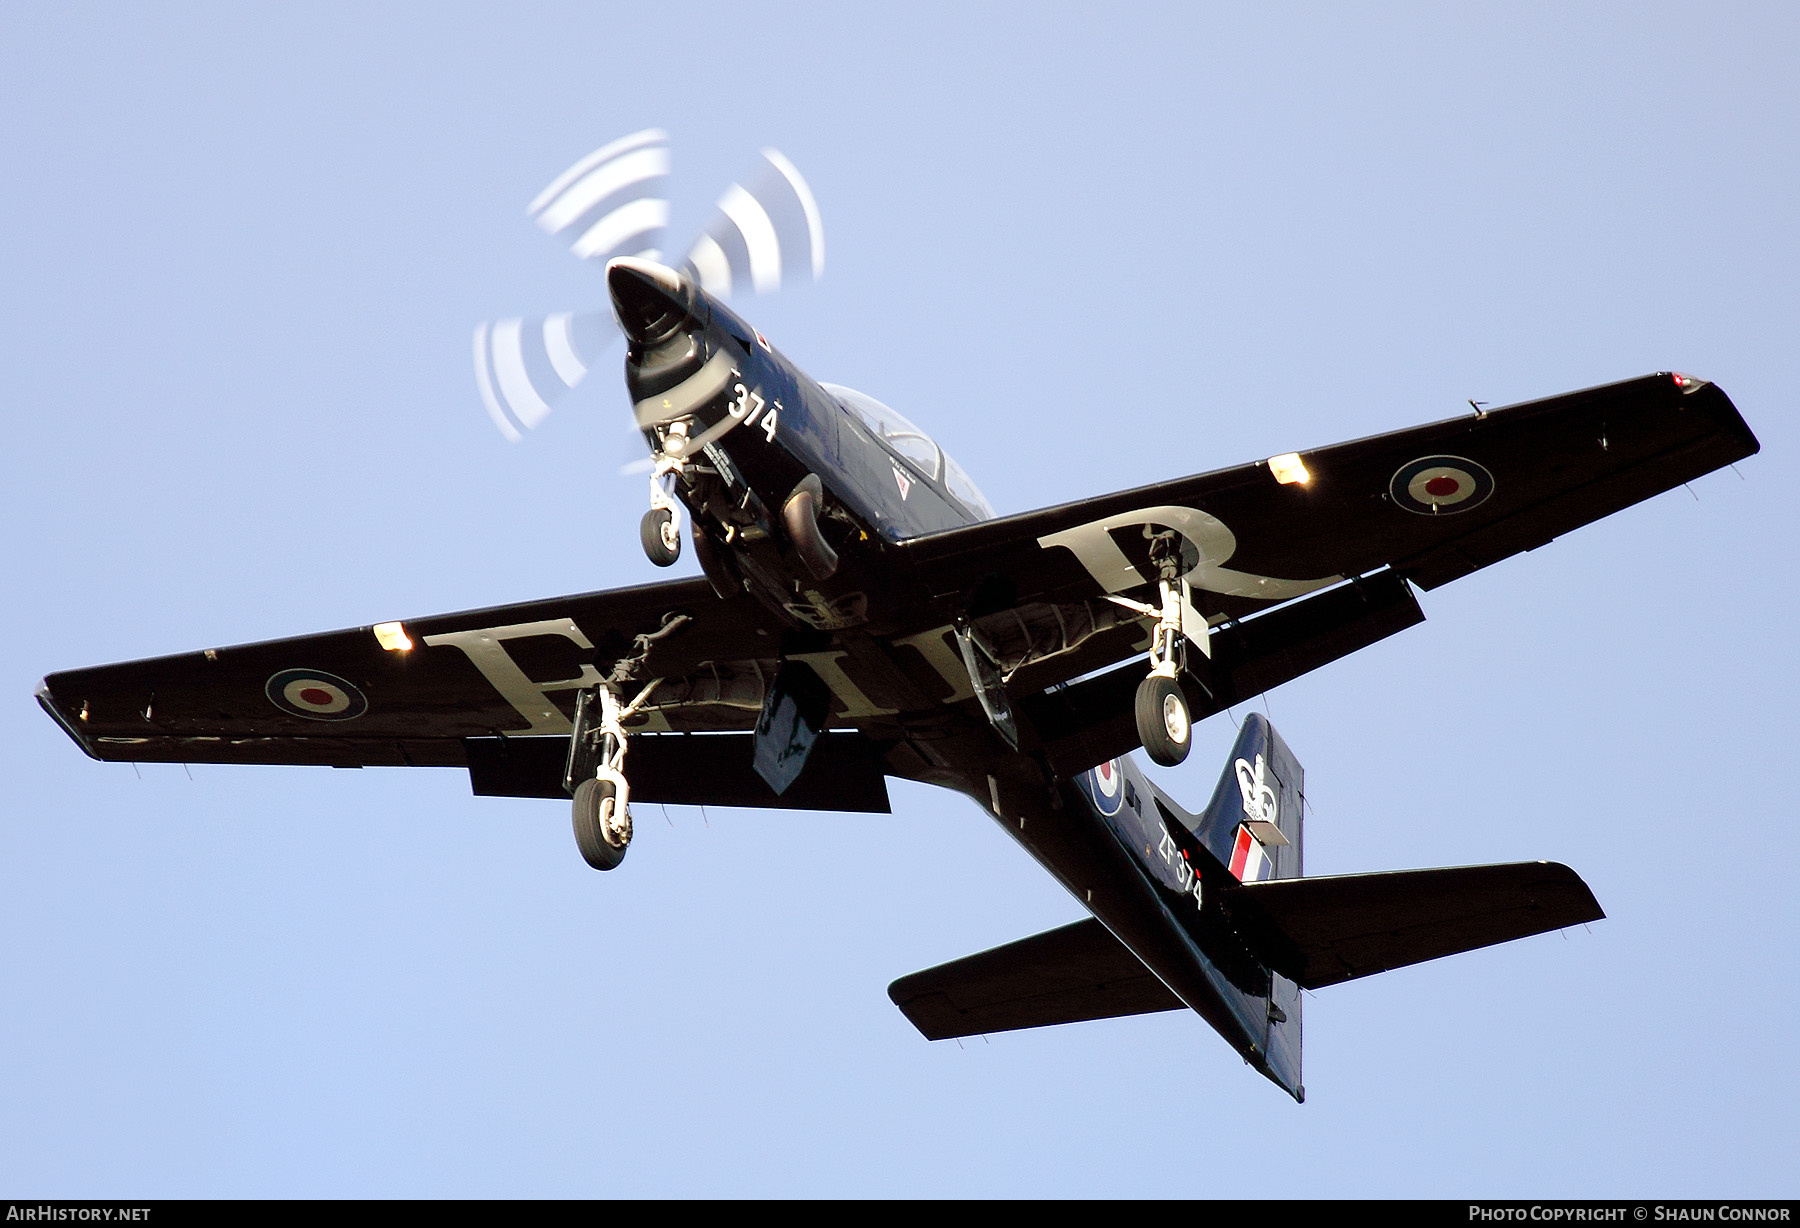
[607,256,697,345]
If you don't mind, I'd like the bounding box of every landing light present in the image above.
[1268,453,1310,485]
[373,621,414,652]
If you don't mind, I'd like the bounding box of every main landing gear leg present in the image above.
[566,684,657,871]
[1132,531,1194,767]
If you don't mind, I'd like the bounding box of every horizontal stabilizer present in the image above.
[1224,861,1603,990]
[889,917,1182,1040]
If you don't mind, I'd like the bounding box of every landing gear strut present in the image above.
[1119,530,1195,767]
[565,682,659,871]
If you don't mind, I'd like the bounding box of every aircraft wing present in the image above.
[901,372,1755,773]
[900,372,1757,628]
[37,576,891,813]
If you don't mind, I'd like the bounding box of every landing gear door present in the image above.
[563,687,600,796]
[753,661,832,796]
[1178,579,1211,660]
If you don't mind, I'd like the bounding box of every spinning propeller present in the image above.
[473,129,825,441]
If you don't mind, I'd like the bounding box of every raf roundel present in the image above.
[1389,455,1495,515]
[1087,758,1125,816]
[265,669,368,721]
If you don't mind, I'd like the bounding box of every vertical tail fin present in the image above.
[1194,712,1304,883]
[1192,713,1306,1099]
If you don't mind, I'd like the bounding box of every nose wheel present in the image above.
[641,449,686,567]
[641,507,681,567]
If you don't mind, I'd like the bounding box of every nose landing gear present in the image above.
[641,431,688,567]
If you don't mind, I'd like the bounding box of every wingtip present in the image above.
[36,682,101,761]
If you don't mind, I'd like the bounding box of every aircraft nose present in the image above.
[607,256,695,345]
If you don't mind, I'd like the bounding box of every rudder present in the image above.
[1194,712,1304,884]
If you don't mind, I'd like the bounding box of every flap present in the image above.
[466,730,891,813]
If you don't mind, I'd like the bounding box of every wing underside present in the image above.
[889,373,1756,771]
[36,576,893,812]
[40,577,761,754]
[901,373,1757,630]
[40,374,1758,810]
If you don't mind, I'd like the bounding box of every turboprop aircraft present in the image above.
[36,135,1761,1100]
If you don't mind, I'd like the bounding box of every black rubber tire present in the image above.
[1136,675,1192,767]
[640,508,680,567]
[572,778,628,871]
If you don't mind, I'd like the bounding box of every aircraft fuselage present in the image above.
[615,259,1304,1095]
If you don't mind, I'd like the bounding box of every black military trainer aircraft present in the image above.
[37,140,1760,1101]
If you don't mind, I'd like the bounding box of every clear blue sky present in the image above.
[2,2,1794,1197]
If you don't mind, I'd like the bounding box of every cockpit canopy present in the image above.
[823,383,995,520]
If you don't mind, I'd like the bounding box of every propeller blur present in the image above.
[473,131,824,441]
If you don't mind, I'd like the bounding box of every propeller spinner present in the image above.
[473,130,825,441]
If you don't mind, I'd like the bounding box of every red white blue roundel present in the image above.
[265,669,368,721]
[1086,758,1125,816]
[1389,455,1494,515]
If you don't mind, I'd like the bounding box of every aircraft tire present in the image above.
[1136,675,1192,767]
[572,778,629,871]
[641,508,681,567]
